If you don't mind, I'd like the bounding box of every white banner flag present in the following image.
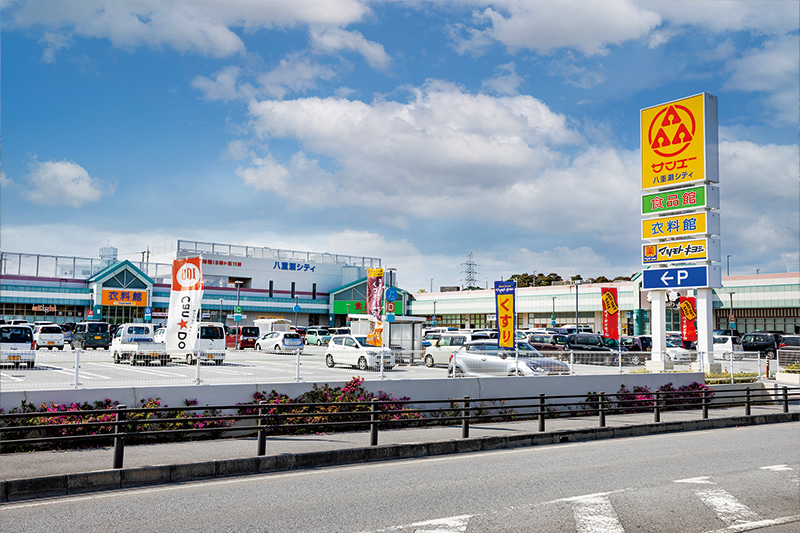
[165,257,203,354]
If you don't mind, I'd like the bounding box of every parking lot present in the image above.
[0,343,775,391]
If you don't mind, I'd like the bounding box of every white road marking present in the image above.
[0,372,25,382]
[90,363,184,377]
[694,488,762,526]
[40,367,111,379]
[702,515,800,533]
[759,464,793,472]
[675,476,716,484]
[570,494,626,533]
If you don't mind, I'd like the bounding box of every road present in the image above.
[0,346,767,390]
[2,423,797,532]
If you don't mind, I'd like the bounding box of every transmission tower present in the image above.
[461,250,478,289]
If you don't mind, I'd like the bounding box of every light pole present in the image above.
[573,280,582,334]
[728,291,735,332]
[219,298,223,326]
[551,296,557,327]
[430,278,433,293]
[726,255,731,277]
[234,280,243,350]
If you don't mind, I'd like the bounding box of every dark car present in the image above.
[71,321,111,350]
[226,326,261,349]
[776,335,799,365]
[528,333,567,354]
[566,333,615,364]
[741,332,781,359]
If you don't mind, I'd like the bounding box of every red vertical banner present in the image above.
[680,297,697,342]
[601,287,619,340]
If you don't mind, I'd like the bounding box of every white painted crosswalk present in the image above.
[363,466,799,533]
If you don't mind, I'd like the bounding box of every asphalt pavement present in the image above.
[1,402,798,502]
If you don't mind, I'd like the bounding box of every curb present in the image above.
[2,412,797,502]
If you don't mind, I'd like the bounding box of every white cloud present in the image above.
[22,159,115,207]
[455,0,660,57]
[310,27,391,70]
[7,0,372,58]
[482,61,524,95]
[0,171,13,188]
[192,66,244,101]
[256,54,338,99]
[234,154,291,193]
[38,31,71,63]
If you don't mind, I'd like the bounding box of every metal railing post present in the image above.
[74,349,81,388]
[538,394,546,432]
[370,399,379,446]
[257,401,267,456]
[462,397,470,438]
[745,388,751,416]
[195,351,202,384]
[702,389,709,419]
[569,350,574,374]
[654,391,661,423]
[113,405,126,469]
[599,392,606,427]
[295,349,301,382]
[783,386,789,413]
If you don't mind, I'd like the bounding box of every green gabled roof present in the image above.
[329,277,409,297]
[87,260,154,286]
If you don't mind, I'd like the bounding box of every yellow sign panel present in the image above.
[642,212,708,240]
[642,238,710,265]
[641,93,715,190]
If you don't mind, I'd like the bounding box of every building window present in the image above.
[269,281,273,298]
[312,283,317,300]
[291,282,296,299]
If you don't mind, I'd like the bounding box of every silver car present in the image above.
[448,340,570,377]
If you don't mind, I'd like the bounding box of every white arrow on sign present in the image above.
[660,269,690,286]
[660,271,674,285]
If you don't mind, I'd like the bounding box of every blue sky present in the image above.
[1,0,798,292]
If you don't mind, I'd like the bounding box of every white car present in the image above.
[154,327,166,343]
[33,324,65,350]
[1,324,35,368]
[665,339,691,363]
[255,331,304,353]
[713,335,744,360]
[325,334,394,371]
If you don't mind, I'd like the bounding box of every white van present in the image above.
[33,324,65,350]
[713,335,744,360]
[254,318,292,336]
[423,331,494,367]
[1,324,35,368]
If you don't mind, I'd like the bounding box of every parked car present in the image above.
[324,334,394,371]
[565,333,615,363]
[741,332,781,359]
[255,331,304,354]
[621,335,652,352]
[226,326,261,349]
[527,333,568,354]
[0,324,35,368]
[305,327,332,346]
[290,326,307,341]
[60,323,74,342]
[713,335,744,360]
[33,324,65,350]
[665,339,692,363]
[776,335,800,365]
[423,331,493,367]
[448,340,570,377]
[71,321,111,350]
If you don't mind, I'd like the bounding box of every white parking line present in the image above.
[89,363,185,378]
[759,464,793,472]
[0,372,25,382]
[694,488,762,527]
[39,366,111,379]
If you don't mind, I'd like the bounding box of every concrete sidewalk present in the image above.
[2,404,798,502]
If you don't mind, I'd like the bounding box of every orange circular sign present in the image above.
[647,104,696,158]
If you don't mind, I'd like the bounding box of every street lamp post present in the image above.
[573,280,582,333]
[729,291,736,332]
[551,297,557,327]
[219,298,223,326]
[726,255,731,277]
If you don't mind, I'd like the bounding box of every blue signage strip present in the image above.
[643,265,720,289]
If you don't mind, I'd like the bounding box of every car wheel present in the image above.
[325,354,335,368]
[26,361,34,369]
[454,367,465,378]
[186,353,194,365]
[766,349,776,360]
[57,345,64,350]
[274,344,281,353]
[317,339,322,346]
[358,356,368,371]
[425,355,434,367]
[630,354,641,365]
[603,355,613,366]
[113,352,121,364]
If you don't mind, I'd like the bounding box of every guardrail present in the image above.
[2,385,797,469]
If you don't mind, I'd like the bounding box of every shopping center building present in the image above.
[1,240,797,336]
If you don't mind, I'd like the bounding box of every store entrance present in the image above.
[103,306,145,324]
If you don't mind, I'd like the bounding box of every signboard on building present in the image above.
[641,93,718,191]
[101,289,148,307]
[642,265,721,290]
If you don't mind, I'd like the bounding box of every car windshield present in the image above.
[284,333,300,339]
[1,327,33,342]
[713,337,728,344]
[200,326,224,339]
[666,340,682,347]
[242,327,259,336]
[512,341,543,358]
[41,326,62,334]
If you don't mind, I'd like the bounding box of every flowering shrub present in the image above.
[0,397,234,453]
[572,382,714,416]
[237,377,422,434]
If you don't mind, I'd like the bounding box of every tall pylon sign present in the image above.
[640,93,721,370]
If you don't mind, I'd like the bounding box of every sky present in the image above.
[1,0,798,293]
